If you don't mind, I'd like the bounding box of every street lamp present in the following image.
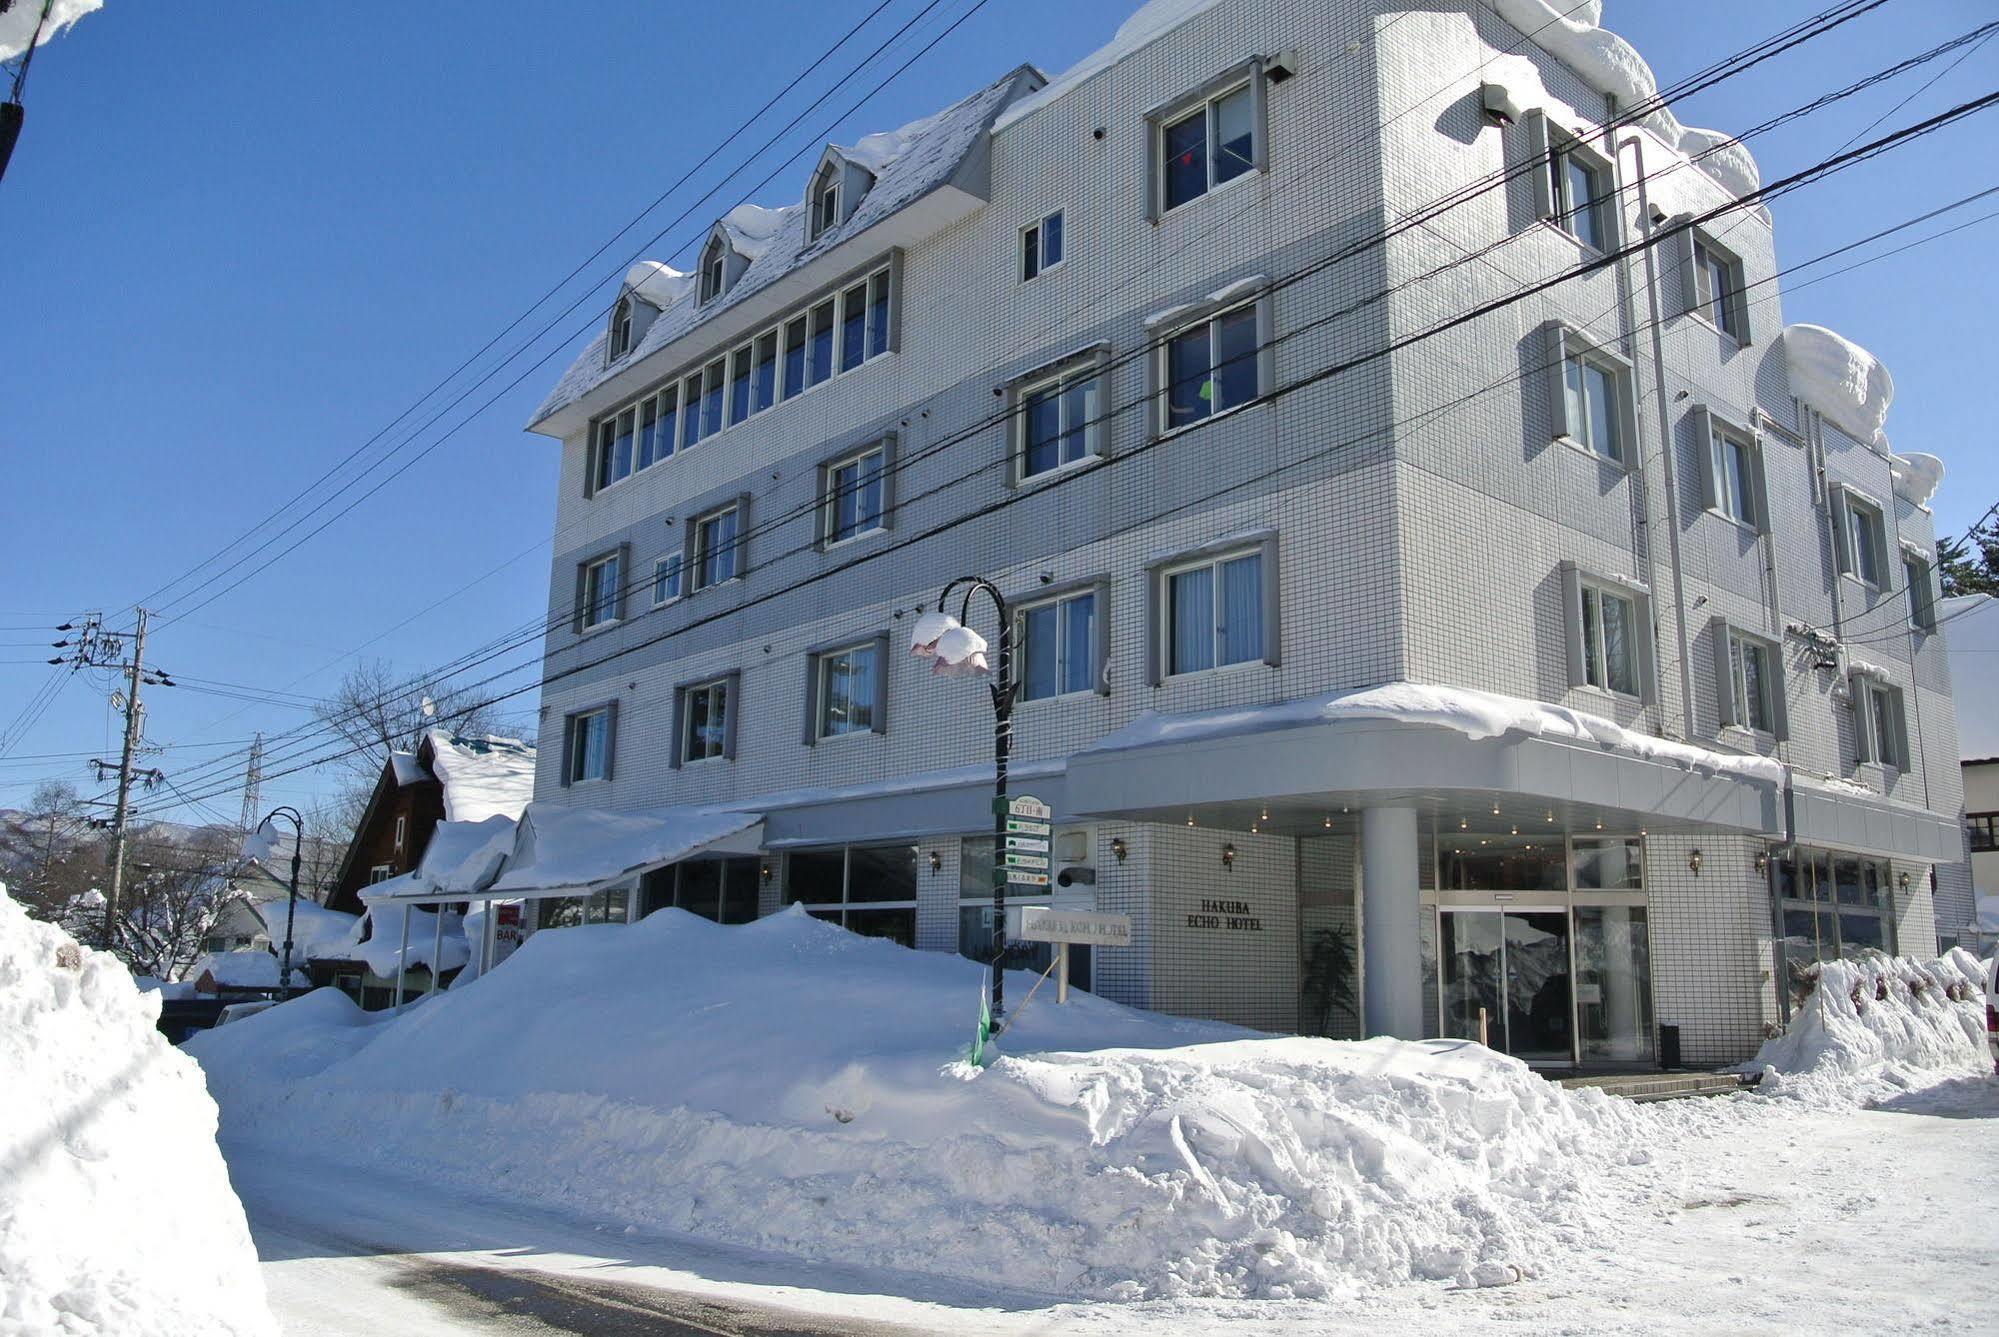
[242,806,305,1000]
[910,577,1013,1022]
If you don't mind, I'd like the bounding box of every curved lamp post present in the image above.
[242,806,305,1000]
[910,577,1013,1023]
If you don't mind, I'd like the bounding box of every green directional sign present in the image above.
[1004,817,1051,837]
[1003,834,1049,853]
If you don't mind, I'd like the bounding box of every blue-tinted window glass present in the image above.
[1170,565,1215,674]
[1218,553,1262,666]
[1166,325,1211,428]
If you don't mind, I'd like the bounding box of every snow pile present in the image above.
[192,948,305,992]
[995,0,1221,133]
[414,814,515,895]
[1083,681,1785,784]
[0,887,274,1336]
[188,907,1654,1301]
[1747,949,1990,1106]
[1891,450,1944,509]
[424,730,536,823]
[319,902,469,977]
[1781,323,1895,448]
[717,203,791,260]
[273,897,358,957]
[0,0,100,61]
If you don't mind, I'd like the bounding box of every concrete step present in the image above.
[1555,1070,1750,1102]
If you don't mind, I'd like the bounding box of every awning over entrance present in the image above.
[1791,779,1960,862]
[485,802,764,900]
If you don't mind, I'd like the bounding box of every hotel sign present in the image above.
[1016,906,1132,947]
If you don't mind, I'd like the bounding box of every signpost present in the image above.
[1014,905,1131,1005]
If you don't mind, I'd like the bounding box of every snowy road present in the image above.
[227,1073,1999,1335]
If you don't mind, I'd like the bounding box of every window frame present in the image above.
[1904,549,1936,630]
[1692,404,1768,533]
[1014,580,1110,701]
[1852,674,1908,771]
[1149,67,1267,218]
[816,437,894,548]
[560,702,618,787]
[1561,561,1653,702]
[1831,485,1889,589]
[802,634,890,744]
[576,548,626,633]
[699,240,727,305]
[1020,208,1066,282]
[688,498,748,592]
[1528,114,1618,253]
[608,297,634,359]
[1147,535,1280,684]
[652,553,683,607]
[1713,618,1787,739]
[1151,293,1271,438]
[1966,812,1998,853]
[1008,346,1109,483]
[1544,322,1636,468]
[671,672,739,768]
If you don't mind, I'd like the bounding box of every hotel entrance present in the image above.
[1425,832,1654,1066]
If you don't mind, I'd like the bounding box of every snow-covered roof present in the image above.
[994,0,1214,133]
[192,949,304,992]
[310,903,470,977]
[1941,594,1999,761]
[488,803,762,897]
[387,752,425,787]
[1782,324,1894,448]
[1079,681,1787,785]
[422,730,536,823]
[413,815,516,896]
[0,0,99,61]
[529,70,1032,430]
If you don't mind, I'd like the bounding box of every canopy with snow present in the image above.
[483,803,764,899]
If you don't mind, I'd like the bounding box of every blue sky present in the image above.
[1,0,1993,823]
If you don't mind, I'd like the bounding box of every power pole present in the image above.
[104,607,148,929]
[238,732,264,835]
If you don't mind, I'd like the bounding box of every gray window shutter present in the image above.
[802,654,820,747]
[1690,407,1719,512]
[1260,535,1281,668]
[614,543,632,621]
[1526,112,1555,222]
[1544,324,1571,440]
[1635,590,1659,706]
[1145,566,1165,686]
[885,249,905,355]
[812,465,831,548]
[1092,578,1112,695]
[582,431,598,501]
[871,633,890,734]
[602,701,619,782]
[669,688,686,769]
[1828,485,1853,574]
[734,494,753,577]
[558,714,576,787]
[1851,678,1874,763]
[722,672,741,760]
[1254,294,1276,401]
[1248,59,1270,173]
[571,561,589,635]
[1749,439,1772,536]
[1770,660,1791,741]
[1559,561,1586,689]
[877,433,898,531]
[1675,223,1699,317]
[1712,618,1738,729]
[683,517,699,589]
[1143,113,1160,225]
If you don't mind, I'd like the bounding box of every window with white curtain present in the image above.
[1017,589,1097,700]
[580,552,621,629]
[1166,549,1262,676]
[567,707,611,783]
[1728,631,1775,734]
[816,643,878,739]
[1580,581,1639,696]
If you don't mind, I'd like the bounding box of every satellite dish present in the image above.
[420,695,437,718]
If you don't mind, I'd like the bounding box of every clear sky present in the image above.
[1,0,1993,824]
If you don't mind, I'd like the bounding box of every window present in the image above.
[565,706,613,784]
[840,281,869,374]
[1835,489,1887,587]
[812,175,841,240]
[728,343,752,424]
[693,504,742,589]
[652,553,682,605]
[1161,302,1260,431]
[1561,346,1625,462]
[393,814,406,851]
[700,243,726,304]
[681,372,706,448]
[594,408,636,491]
[752,331,777,414]
[1016,362,1103,479]
[639,856,760,924]
[369,865,392,884]
[1696,408,1764,529]
[1547,130,1611,250]
[866,270,890,359]
[823,445,885,543]
[1164,548,1264,676]
[1854,677,1907,770]
[1905,553,1936,630]
[1692,237,1746,341]
[1579,581,1640,697]
[1158,82,1257,213]
[1021,210,1064,281]
[700,358,725,438]
[808,298,836,386]
[609,298,634,358]
[679,678,731,764]
[1018,588,1098,700]
[1774,849,1897,975]
[1725,629,1777,734]
[814,642,879,739]
[579,551,622,630]
[1967,813,1998,853]
[782,843,917,947]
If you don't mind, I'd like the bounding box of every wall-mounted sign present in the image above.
[1184,897,1263,932]
[1016,906,1132,947]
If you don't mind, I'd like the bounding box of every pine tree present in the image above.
[1938,510,1999,597]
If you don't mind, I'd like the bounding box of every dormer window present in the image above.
[608,297,635,359]
[699,239,728,304]
[813,175,841,240]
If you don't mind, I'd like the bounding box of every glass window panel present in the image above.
[1163,107,1207,209]
[1572,837,1643,890]
[1212,307,1259,411]
[1834,858,1864,906]
[1565,154,1602,249]
[701,361,724,436]
[1023,386,1062,476]
[809,300,835,385]
[1439,911,1503,1043]
[636,399,658,471]
[729,345,752,423]
[678,860,723,922]
[958,837,993,901]
[782,316,807,399]
[1218,553,1262,666]
[847,844,917,903]
[753,333,777,413]
[840,282,868,373]
[1213,85,1254,185]
[1575,905,1653,1062]
[1584,361,1619,460]
[1169,564,1214,675]
[1563,355,1587,445]
[846,907,915,948]
[1436,836,1567,892]
[1166,325,1212,428]
[1838,911,1885,956]
[785,849,845,905]
[1021,602,1058,701]
[538,896,585,930]
[1601,591,1635,696]
[1062,593,1095,695]
[1060,375,1097,465]
[1581,586,1603,688]
[595,421,616,490]
[1022,224,1040,282]
[867,272,891,358]
[1042,210,1063,267]
[654,389,677,463]
[612,409,635,482]
[820,645,875,736]
[720,857,761,925]
[653,555,680,603]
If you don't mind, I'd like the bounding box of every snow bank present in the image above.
[0,0,100,61]
[1083,681,1785,784]
[1747,948,1990,1106]
[0,887,273,1336]
[319,903,469,977]
[192,948,305,992]
[1781,323,1895,448]
[189,906,1655,1301]
[274,897,358,957]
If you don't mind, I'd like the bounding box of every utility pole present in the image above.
[238,732,264,836]
[104,607,148,930]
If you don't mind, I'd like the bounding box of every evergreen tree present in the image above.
[1938,509,1999,597]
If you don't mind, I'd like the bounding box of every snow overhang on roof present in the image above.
[413,815,517,896]
[1781,323,1894,448]
[527,67,1041,440]
[422,729,536,823]
[475,803,765,900]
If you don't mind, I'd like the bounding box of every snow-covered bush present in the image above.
[0,885,273,1335]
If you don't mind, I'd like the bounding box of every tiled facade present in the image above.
[520,0,1961,1067]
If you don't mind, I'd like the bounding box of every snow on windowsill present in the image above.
[1143,273,1268,328]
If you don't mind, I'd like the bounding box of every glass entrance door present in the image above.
[1439,908,1574,1062]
